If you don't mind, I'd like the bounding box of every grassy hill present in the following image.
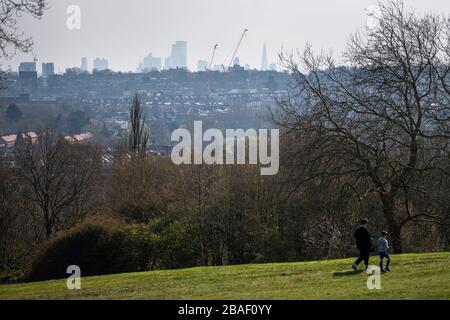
[0,252,449,300]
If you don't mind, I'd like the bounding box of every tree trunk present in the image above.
[44,211,53,240]
[45,222,52,239]
[389,226,403,254]
[381,195,403,253]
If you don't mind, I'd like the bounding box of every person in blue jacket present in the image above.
[378,231,391,272]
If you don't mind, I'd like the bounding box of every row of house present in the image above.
[0,131,93,150]
[63,132,94,144]
[0,132,39,149]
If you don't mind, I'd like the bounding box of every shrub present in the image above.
[157,221,200,270]
[28,215,154,281]
[131,218,200,270]
[0,269,25,284]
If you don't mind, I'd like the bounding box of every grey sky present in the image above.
[2,0,450,73]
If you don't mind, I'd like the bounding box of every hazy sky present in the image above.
[2,0,450,73]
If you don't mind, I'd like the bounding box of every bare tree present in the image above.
[0,0,48,87]
[128,94,150,154]
[275,1,450,253]
[0,0,47,58]
[15,129,100,239]
[0,160,17,267]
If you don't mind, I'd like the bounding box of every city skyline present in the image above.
[2,0,450,72]
[14,39,280,75]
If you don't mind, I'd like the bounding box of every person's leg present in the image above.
[379,253,384,271]
[354,250,364,265]
[363,250,369,269]
[385,252,391,271]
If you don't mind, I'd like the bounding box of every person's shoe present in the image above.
[352,264,358,271]
[385,267,391,272]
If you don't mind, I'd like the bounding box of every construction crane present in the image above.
[208,44,219,71]
[226,28,248,71]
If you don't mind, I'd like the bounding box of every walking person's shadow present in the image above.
[333,270,364,276]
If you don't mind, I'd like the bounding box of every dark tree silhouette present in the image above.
[6,103,22,122]
[275,1,450,253]
[128,94,150,154]
[14,129,100,238]
[0,1,48,88]
[0,0,47,58]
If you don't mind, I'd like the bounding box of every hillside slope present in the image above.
[0,252,449,300]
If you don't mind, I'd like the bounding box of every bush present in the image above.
[28,216,155,281]
[0,269,25,284]
[131,218,200,270]
[157,221,200,270]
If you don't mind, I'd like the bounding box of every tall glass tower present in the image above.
[171,41,187,69]
[261,44,268,71]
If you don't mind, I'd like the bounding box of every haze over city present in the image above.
[3,0,450,73]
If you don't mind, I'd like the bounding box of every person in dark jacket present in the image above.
[352,218,373,270]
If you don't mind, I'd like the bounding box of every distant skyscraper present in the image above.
[93,58,109,71]
[41,63,55,78]
[170,41,187,69]
[143,54,151,71]
[19,62,37,73]
[197,60,208,72]
[261,44,268,71]
[81,57,88,72]
[18,62,37,90]
[137,63,143,73]
[143,53,162,72]
[163,56,171,70]
[152,57,162,71]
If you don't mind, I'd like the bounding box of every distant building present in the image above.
[42,63,55,78]
[19,62,37,73]
[64,132,94,144]
[170,41,187,69]
[137,62,143,73]
[65,67,83,75]
[213,64,223,72]
[93,58,109,71]
[0,132,38,149]
[81,57,88,72]
[143,54,151,71]
[269,63,277,71]
[261,44,268,71]
[153,57,162,71]
[143,53,162,72]
[197,60,208,72]
[0,94,30,106]
[18,62,38,90]
[233,57,240,66]
[163,56,171,70]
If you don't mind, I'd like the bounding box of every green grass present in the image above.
[0,252,449,300]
